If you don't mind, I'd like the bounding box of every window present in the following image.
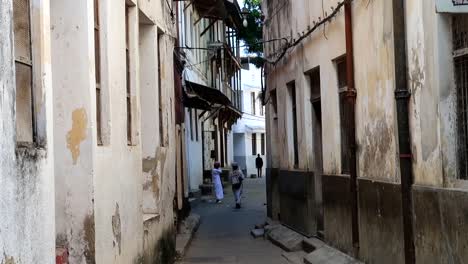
[195,109,199,141]
[252,133,257,155]
[14,0,34,143]
[270,89,278,118]
[125,4,133,145]
[189,108,194,141]
[288,82,299,167]
[337,57,348,90]
[261,133,265,155]
[94,0,103,145]
[454,15,468,179]
[251,92,256,115]
[260,104,264,116]
[336,56,350,174]
[158,31,165,146]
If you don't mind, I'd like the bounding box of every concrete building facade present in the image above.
[263,0,468,263]
[177,0,243,193]
[0,0,55,262]
[1,0,181,263]
[232,72,266,177]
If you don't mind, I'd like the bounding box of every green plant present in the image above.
[239,0,263,62]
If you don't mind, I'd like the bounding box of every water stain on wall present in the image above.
[2,255,15,264]
[66,108,87,165]
[112,203,122,255]
[83,213,96,264]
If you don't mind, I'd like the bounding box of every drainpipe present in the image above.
[392,1,415,263]
[344,0,359,255]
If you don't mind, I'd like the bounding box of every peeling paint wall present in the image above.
[51,0,177,263]
[353,0,399,183]
[0,0,56,263]
[263,0,345,174]
[263,0,400,180]
[406,0,458,188]
[51,0,98,262]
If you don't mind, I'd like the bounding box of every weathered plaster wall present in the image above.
[51,0,97,262]
[93,0,176,262]
[0,0,56,263]
[353,0,399,183]
[264,0,345,174]
[52,0,177,263]
[406,0,457,188]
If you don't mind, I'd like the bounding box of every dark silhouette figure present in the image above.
[255,154,264,178]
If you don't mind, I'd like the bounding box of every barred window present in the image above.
[14,0,34,143]
[454,15,468,180]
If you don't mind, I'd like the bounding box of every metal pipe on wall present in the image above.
[344,0,359,255]
[392,0,415,263]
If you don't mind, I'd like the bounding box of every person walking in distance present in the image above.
[212,162,224,203]
[230,162,245,209]
[255,154,264,178]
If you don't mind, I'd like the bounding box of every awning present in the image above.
[224,0,243,29]
[185,80,232,106]
[183,90,211,111]
[191,0,242,29]
[192,0,228,20]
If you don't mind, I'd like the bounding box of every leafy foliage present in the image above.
[238,0,263,57]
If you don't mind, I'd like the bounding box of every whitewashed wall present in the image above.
[0,0,56,263]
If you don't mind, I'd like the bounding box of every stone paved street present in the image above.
[179,178,288,264]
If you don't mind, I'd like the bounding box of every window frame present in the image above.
[261,133,265,155]
[334,55,351,175]
[157,29,166,147]
[251,92,256,115]
[453,14,468,180]
[13,0,50,147]
[287,81,299,167]
[252,133,257,156]
[125,2,138,147]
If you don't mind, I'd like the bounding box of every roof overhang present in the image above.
[190,0,242,29]
[186,80,232,106]
[183,80,242,127]
[224,0,243,29]
[192,0,228,20]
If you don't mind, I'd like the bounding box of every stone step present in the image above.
[282,251,308,264]
[304,245,363,264]
[250,228,265,238]
[302,237,325,253]
[176,214,201,257]
[266,225,305,252]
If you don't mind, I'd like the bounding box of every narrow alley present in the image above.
[179,178,287,264]
[3,0,468,263]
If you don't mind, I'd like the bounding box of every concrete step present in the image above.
[304,245,363,264]
[282,251,308,264]
[266,225,305,252]
[250,228,265,238]
[302,237,325,253]
[176,214,201,257]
